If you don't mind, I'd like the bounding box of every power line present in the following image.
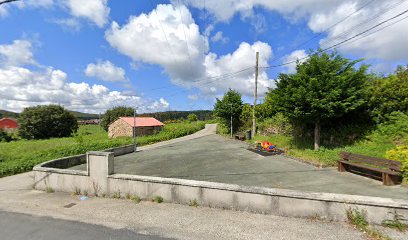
[0,0,19,5]
[260,8,408,69]
[265,0,377,66]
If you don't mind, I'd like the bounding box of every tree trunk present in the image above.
[314,120,321,151]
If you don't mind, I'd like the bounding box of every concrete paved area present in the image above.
[0,172,369,240]
[0,211,171,240]
[73,125,408,200]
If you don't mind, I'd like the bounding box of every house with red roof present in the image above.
[108,117,164,138]
[0,118,18,132]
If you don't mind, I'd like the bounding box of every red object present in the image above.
[0,118,18,129]
[120,117,164,127]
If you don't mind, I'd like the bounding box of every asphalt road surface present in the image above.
[0,211,172,240]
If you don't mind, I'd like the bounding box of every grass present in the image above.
[152,196,163,203]
[346,208,391,240]
[0,121,206,177]
[251,131,397,167]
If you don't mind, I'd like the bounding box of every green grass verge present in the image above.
[0,121,206,177]
[251,133,396,167]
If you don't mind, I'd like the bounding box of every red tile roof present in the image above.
[0,118,18,129]
[120,117,164,127]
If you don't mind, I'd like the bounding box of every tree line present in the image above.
[214,51,408,150]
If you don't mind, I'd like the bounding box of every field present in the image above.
[0,121,206,177]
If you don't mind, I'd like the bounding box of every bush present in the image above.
[385,146,408,180]
[0,129,14,142]
[101,106,134,131]
[187,113,198,122]
[18,105,78,139]
[258,113,293,136]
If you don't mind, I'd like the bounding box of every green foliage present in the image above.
[130,195,141,203]
[382,210,408,232]
[240,103,252,130]
[18,105,78,140]
[189,199,199,207]
[152,196,163,203]
[213,89,243,134]
[370,65,408,122]
[101,106,134,131]
[386,146,408,180]
[45,186,55,193]
[139,110,213,122]
[268,51,369,149]
[258,113,293,136]
[346,208,391,240]
[0,121,206,177]
[187,113,198,122]
[0,129,14,142]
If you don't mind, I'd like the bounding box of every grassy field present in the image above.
[0,121,206,177]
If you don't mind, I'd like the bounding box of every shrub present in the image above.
[0,129,14,142]
[385,146,408,180]
[18,105,78,139]
[258,113,293,136]
[187,113,198,122]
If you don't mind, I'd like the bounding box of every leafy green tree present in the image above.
[271,51,369,150]
[240,103,252,129]
[214,89,243,134]
[101,106,134,131]
[18,105,78,139]
[369,65,408,122]
[187,113,198,122]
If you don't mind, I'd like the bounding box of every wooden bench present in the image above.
[338,152,402,186]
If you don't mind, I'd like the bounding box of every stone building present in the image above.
[108,117,164,138]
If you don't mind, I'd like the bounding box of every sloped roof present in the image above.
[119,117,164,127]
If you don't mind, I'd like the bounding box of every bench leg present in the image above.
[338,162,347,172]
[382,173,399,186]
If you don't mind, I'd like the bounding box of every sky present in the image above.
[0,0,407,114]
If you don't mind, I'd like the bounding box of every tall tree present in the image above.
[101,106,134,131]
[369,65,408,122]
[271,51,369,150]
[214,89,243,134]
[18,105,78,139]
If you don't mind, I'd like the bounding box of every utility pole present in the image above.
[228,103,233,138]
[252,51,259,138]
[133,108,137,152]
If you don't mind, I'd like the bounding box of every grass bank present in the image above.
[0,121,206,177]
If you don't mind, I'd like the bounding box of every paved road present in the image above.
[0,210,171,240]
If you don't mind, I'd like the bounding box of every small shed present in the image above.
[108,117,164,138]
[0,118,18,132]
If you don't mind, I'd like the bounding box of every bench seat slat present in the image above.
[339,160,400,175]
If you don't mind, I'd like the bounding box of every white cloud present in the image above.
[0,40,36,66]
[53,18,81,31]
[0,0,53,18]
[211,31,228,43]
[184,0,408,62]
[106,4,274,98]
[282,49,308,73]
[0,39,169,113]
[187,94,198,101]
[85,60,127,82]
[64,0,110,27]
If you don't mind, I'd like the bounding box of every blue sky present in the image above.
[0,0,407,113]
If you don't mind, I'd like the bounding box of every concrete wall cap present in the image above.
[110,173,408,209]
[87,151,113,156]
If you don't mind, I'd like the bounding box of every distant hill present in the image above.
[68,111,101,120]
[0,109,100,120]
[138,110,213,122]
[0,110,19,118]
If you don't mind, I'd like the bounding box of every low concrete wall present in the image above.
[33,151,408,224]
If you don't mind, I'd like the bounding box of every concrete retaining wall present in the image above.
[33,151,408,224]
